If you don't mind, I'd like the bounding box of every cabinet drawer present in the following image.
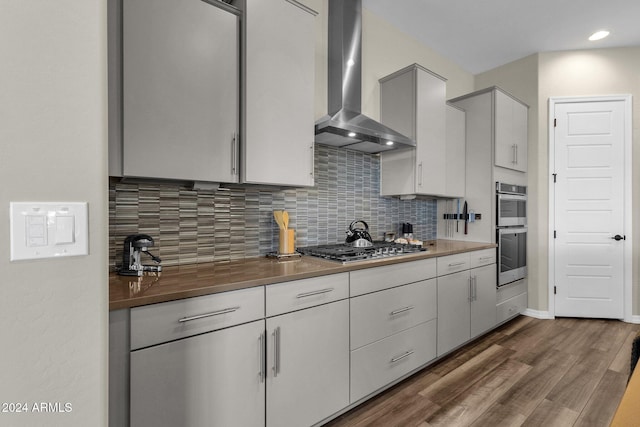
[131,286,264,350]
[497,279,527,304]
[496,292,527,323]
[350,258,436,297]
[437,252,471,276]
[350,279,436,350]
[266,273,349,317]
[350,319,437,403]
[469,248,496,268]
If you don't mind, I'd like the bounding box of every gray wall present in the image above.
[109,144,438,269]
[0,1,108,426]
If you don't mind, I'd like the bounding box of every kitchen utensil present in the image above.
[119,234,162,276]
[274,211,285,230]
[463,201,468,235]
[282,210,289,230]
[345,220,373,247]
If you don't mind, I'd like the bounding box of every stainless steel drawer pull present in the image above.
[448,261,466,267]
[178,306,240,323]
[272,327,281,377]
[258,331,265,383]
[390,350,415,363]
[390,306,415,316]
[478,256,493,261]
[296,288,334,299]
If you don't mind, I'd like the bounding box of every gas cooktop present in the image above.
[297,241,426,264]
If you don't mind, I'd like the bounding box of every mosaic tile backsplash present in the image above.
[109,144,437,269]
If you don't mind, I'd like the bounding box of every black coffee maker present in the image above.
[119,234,162,276]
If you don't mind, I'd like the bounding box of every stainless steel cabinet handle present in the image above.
[515,144,518,164]
[231,133,237,175]
[512,144,517,164]
[178,306,240,323]
[468,277,473,302]
[296,288,334,299]
[258,331,265,383]
[390,350,414,363]
[472,276,477,301]
[418,162,423,186]
[448,261,466,267]
[390,306,415,316]
[478,256,493,261]
[272,327,280,377]
[309,144,314,179]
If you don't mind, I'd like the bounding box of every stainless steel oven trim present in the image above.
[497,193,527,227]
[497,227,528,287]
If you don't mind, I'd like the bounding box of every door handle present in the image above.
[611,234,626,241]
[272,327,281,377]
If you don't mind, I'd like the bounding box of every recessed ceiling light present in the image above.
[589,30,610,41]
[348,132,356,137]
[385,141,394,146]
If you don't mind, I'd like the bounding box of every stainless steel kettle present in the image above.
[345,220,373,247]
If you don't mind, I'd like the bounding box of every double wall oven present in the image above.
[496,182,527,287]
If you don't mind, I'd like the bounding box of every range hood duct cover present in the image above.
[314,0,415,153]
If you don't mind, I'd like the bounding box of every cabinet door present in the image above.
[379,65,447,197]
[437,270,471,356]
[130,320,265,427]
[494,90,527,172]
[415,68,447,195]
[266,300,349,427]
[445,104,466,198]
[470,264,497,338]
[123,0,239,182]
[244,0,315,186]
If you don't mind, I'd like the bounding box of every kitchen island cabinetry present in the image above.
[265,274,350,427]
[117,0,240,183]
[437,249,497,356]
[379,64,451,198]
[243,0,317,186]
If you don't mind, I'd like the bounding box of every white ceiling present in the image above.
[363,0,640,74]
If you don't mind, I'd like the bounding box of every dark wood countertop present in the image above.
[109,239,496,310]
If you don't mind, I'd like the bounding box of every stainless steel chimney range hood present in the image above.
[314,0,415,154]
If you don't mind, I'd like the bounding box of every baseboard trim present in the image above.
[628,315,640,324]
[522,309,554,319]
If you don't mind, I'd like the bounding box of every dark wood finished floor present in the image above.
[326,316,640,427]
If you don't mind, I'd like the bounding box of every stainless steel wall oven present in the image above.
[496,182,527,287]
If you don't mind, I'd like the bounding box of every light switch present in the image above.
[10,202,88,261]
[55,216,75,244]
[26,215,48,246]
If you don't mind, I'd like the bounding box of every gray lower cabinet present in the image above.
[264,273,350,427]
[130,320,265,427]
[437,251,497,357]
[266,300,350,427]
[349,260,438,403]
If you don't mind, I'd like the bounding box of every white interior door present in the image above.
[552,99,627,319]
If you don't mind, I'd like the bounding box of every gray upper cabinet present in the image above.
[494,89,528,172]
[379,64,453,198]
[120,0,240,183]
[242,0,316,186]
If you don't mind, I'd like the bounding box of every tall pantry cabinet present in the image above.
[449,86,529,243]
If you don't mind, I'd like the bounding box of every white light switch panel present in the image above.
[10,202,89,261]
